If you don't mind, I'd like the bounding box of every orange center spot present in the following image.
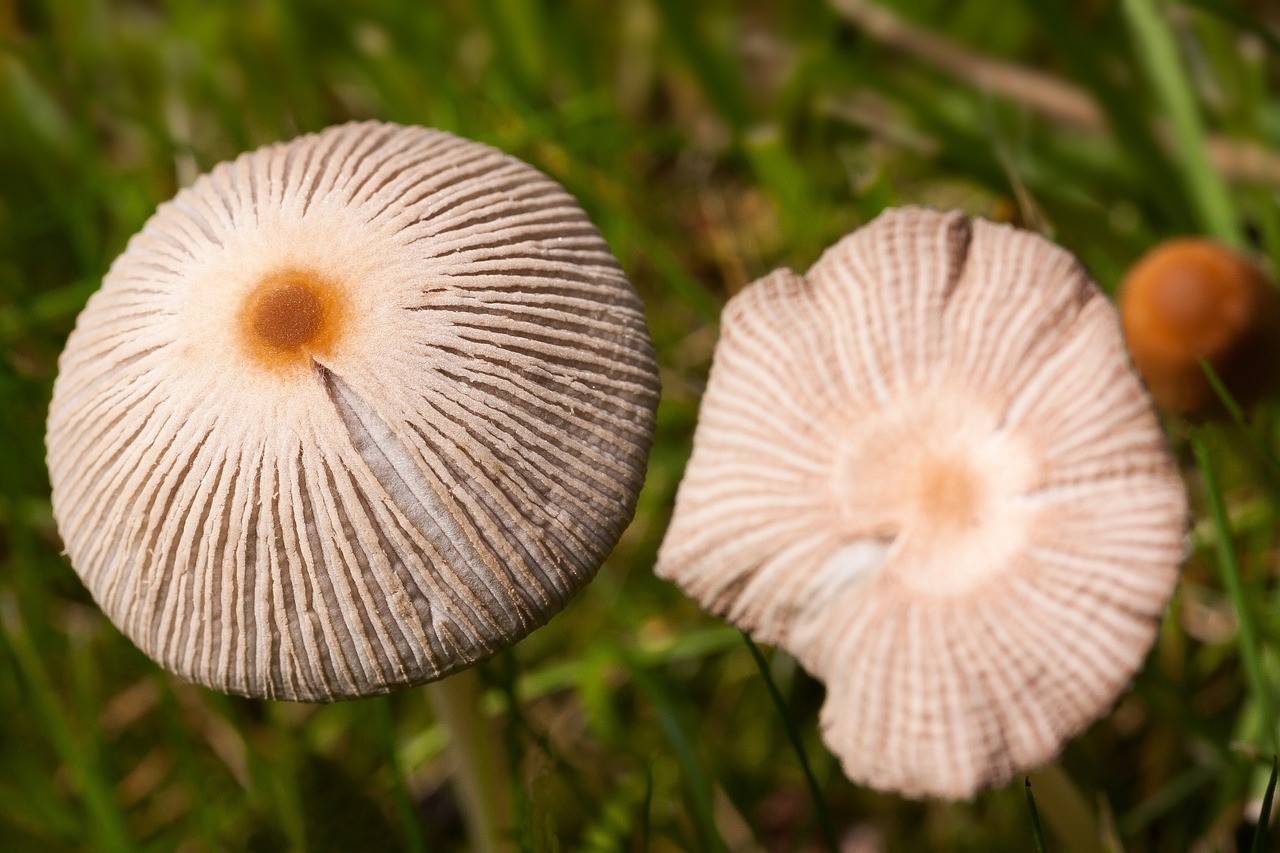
[239,269,345,369]
[916,457,981,530]
[253,284,324,349]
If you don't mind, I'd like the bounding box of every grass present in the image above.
[1025,778,1049,853]
[2,0,1280,849]
[1252,757,1278,853]
[741,633,838,852]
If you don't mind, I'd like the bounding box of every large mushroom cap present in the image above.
[47,121,660,702]
[657,207,1186,799]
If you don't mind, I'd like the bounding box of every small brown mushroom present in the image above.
[1119,237,1280,413]
[657,207,1187,799]
[46,121,660,702]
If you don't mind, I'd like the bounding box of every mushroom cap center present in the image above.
[252,283,325,349]
[915,455,982,530]
[828,386,1038,597]
[238,269,346,368]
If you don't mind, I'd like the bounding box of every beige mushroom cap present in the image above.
[47,122,659,702]
[657,207,1186,799]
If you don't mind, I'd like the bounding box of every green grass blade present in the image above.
[490,654,534,853]
[640,759,654,853]
[1120,0,1241,245]
[1192,431,1279,754]
[1178,0,1280,52]
[623,654,727,853]
[634,231,725,324]
[373,697,426,853]
[155,680,220,850]
[0,594,135,853]
[475,0,550,102]
[1200,359,1280,490]
[1023,0,1188,223]
[740,633,838,852]
[650,0,750,131]
[1252,756,1278,853]
[1025,777,1049,853]
[1118,761,1219,835]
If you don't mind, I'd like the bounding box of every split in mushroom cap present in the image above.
[657,207,1187,799]
[46,121,660,702]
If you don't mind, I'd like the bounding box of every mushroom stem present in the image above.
[427,669,511,853]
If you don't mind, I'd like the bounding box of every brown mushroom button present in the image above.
[1119,237,1280,413]
[657,207,1187,799]
[46,122,660,702]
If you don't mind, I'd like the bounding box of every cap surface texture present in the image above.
[48,121,660,701]
[657,207,1186,799]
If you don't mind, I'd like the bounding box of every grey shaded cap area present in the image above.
[47,121,660,702]
[657,207,1187,799]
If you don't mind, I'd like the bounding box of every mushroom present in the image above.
[46,121,660,702]
[657,207,1187,799]
[1119,237,1280,414]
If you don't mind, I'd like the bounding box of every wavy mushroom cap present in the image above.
[47,122,660,702]
[657,208,1187,799]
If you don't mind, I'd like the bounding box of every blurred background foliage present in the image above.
[2,0,1280,850]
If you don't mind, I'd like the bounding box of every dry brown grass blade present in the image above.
[830,0,1280,184]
